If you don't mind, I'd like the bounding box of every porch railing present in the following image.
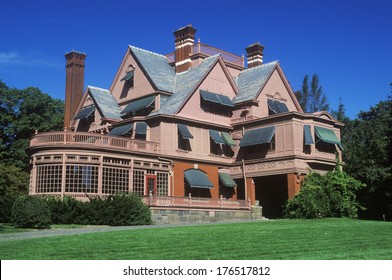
[30,131,160,154]
[142,193,251,210]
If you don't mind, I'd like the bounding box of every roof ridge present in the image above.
[87,85,110,92]
[240,60,279,74]
[129,45,169,60]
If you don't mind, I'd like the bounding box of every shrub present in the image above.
[45,194,152,226]
[11,195,52,228]
[283,170,365,219]
[106,194,152,226]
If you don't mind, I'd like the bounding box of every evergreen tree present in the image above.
[295,74,330,113]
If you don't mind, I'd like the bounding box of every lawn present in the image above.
[1,219,391,260]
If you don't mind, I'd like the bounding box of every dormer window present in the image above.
[267,99,289,115]
[120,68,135,99]
[200,90,234,117]
[120,95,156,118]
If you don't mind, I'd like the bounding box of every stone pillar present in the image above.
[246,177,256,205]
[287,173,303,199]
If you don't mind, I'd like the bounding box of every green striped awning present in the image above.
[209,130,225,144]
[239,126,275,147]
[304,125,314,145]
[268,99,289,113]
[135,122,147,135]
[120,95,155,115]
[315,126,343,149]
[178,124,193,139]
[74,105,95,119]
[200,90,234,107]
[184,169,214,189]
[221,132,236,146]
[108,123,134,136]
[219,172,237,187]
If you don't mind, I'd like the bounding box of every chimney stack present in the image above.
[245,42,264,68]
[64,51,86,131]
[173,24,196,73]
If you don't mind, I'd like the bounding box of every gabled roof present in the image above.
[129,45,175,93]
[87,86,122,119]
[234,61,278,104]
[155,54,220,115]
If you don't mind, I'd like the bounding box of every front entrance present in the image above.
[145,174,157,196]
[254,175,288,218]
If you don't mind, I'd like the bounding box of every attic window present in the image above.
[268,99,289,115]
[120,69,135,99]
[200,90,233,117]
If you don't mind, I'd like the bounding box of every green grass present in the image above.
[1,219,391,260]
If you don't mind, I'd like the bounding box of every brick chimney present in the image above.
[173,24,196,73]
[245,42,264,68]
[64,51,86,131]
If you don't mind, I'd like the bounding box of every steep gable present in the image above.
[234,61,278,104]
[155,54,220,115]
[88,86,122,119]
[129,45,175,93]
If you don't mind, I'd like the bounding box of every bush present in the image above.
[106,194,152,226]
[45,194,152,226]
[11,195,52,228]
[283,170,365,219]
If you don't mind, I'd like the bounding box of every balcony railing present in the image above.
[166,42,244,67]
[30,131,160,154]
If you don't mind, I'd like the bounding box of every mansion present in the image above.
[27,25,343,219]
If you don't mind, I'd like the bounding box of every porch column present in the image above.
[246,177,256,205]
[287,173,302,200]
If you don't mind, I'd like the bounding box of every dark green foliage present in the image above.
[45,194,152,226]
[0,163,29,222]
[342,97,392,220]
[284,170,365,219]
[295,74,329,113]
[0,80,64,170]
[107,194,152,226]
[11,195,52,228]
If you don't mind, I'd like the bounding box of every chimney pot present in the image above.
[245,42,264,68]
[64,51,86,131]
[173,24,197,73]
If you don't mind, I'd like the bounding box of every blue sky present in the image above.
[1,0,391,118]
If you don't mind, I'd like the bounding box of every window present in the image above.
[102,167,130,194]
[200,90,233,117]
[132,169,145,196]
[65,165,98,193]
[36,165,62,193]
[157,172,169,196]
[209,130,225,155]
[120,70,135,99]
[268,99,289,115]
[177,124,192,151]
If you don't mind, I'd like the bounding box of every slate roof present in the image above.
[234,61,278,104]
[129,45,175,93]
[87,86,122,119]
[156,54,220,115]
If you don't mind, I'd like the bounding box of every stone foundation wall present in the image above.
[150,206,263,224]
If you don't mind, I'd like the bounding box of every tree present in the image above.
[0,81,64,170]
[283,169,365,219]
[343,97,392,220]
[295,74,330,113]
[331,97,350,123]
